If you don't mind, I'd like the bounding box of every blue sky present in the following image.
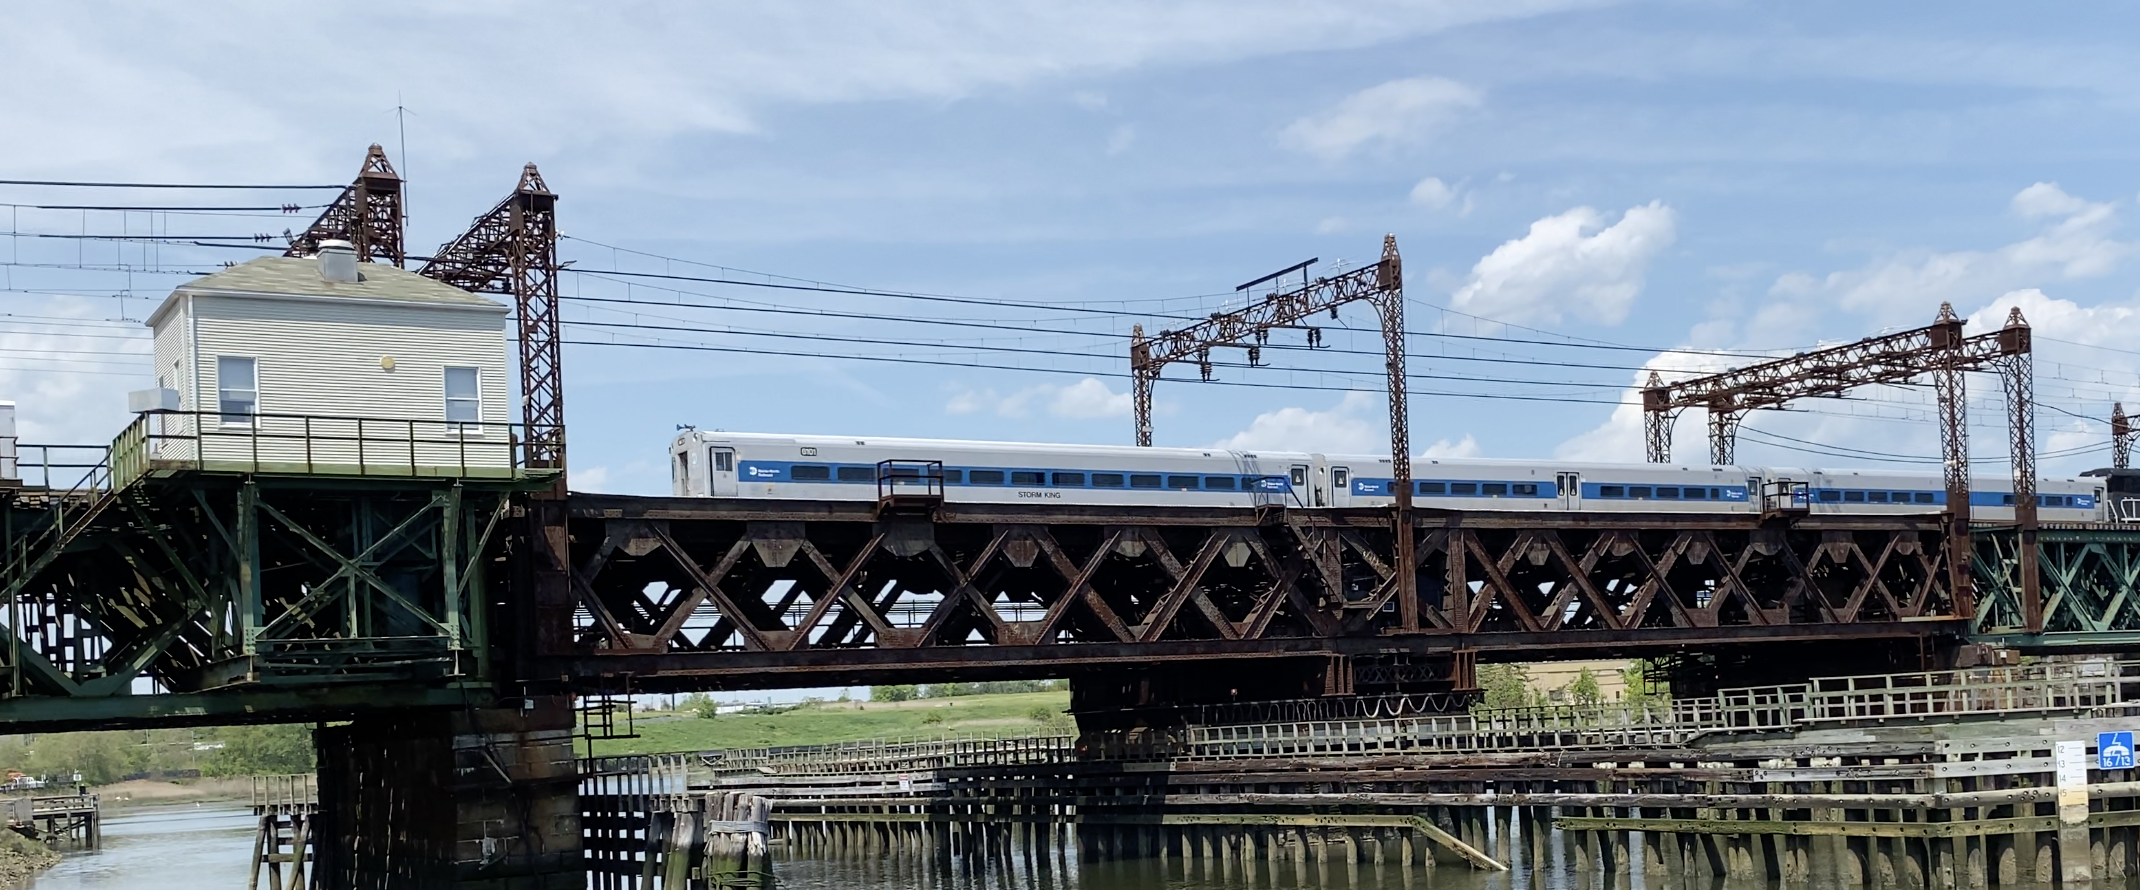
[8,1,2140,495]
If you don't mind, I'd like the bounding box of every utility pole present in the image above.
[1129,236,1415,627]
[1641,303,2038,630]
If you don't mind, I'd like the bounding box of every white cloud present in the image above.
[1409,176,1456,208]
[1420,435,1482,459]
[1214,392,1480,457]
[0,3,1594,177]
[2013,182,2092,220]
[1770,183,2135,327]
[573,465,614,492]
[1105,124,1137,156]
[1280,76,1482,160]
[1215,392,1385,452]
[1316,216,1349,234]
[1451,201,1677,326]
[945,377,1131,419]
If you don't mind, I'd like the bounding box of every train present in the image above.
[670,428,2124,522]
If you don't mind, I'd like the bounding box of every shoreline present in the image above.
[0,832,58,889]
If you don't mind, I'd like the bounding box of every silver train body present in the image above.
[670,430,2108,521]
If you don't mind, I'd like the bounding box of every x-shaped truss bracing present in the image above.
[559,500,1961,689]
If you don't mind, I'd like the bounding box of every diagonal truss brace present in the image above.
[420,164,564,473]
[283,144,404,266]
[1128,237,1418,628]
[1642,302,2037,629]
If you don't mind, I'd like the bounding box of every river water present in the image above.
[31,805,255,890]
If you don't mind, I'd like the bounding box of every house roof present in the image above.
[154,256,507,321]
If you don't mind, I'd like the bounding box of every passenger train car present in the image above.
[670,429,2108,522]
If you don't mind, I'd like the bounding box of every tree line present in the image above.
[0,724,314,787]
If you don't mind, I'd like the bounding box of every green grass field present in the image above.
[588,691,1072,756]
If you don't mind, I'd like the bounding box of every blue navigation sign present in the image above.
[2100,731,2135,770]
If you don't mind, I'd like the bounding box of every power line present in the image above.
[0,179,341,190]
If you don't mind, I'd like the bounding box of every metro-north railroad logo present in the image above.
[747,467,780,478]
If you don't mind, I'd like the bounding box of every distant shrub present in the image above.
[872,685,919,703]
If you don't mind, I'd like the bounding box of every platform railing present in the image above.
[250,774,317,813]
[112,409,551,488]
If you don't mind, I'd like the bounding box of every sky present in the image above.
[8,2,2140,497]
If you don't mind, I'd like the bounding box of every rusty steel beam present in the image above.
[2115,403,2132,470]
[283,144,404,266]
[1130,236,1414,630]
[1642,302,2037,630]
[546,493,1963,689]
[420,164,564,474]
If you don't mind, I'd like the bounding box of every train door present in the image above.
[1331,466,1352,507]
[674,449,693,496]
[708,447,738,496]
[1289,464,1310,508]
[1556,472,1582,510]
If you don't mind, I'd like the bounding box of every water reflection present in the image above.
[32,805,254,890]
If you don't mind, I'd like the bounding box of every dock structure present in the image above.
[2,792,98,848]
[249,775,317,890]
[560,660,2140,888]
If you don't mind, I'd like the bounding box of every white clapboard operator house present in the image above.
[135,240,515,477]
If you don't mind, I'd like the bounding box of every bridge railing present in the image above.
[112,410,552,488]
[697,735,1074,778]
[250,774,316,813]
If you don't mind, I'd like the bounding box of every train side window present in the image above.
[1599,485,1625,498]
[1513,483,1538,496]
[1204,476,1237,491]
[1683,487,1706,500]
[1093,473,1125,488]
[1482,482,1508,496]
[1867,491,1888,503]
[1655,487,1680,499]
[1450,482,1478,495]
[1817,490,1841,502]
[970,469,1006,485]
[1629,486,1652,499]
[1011,471,1045,486]
[792,465,831,481]
[942,469,963,484]
[712,450,734,472]
[1420,481,1446,495]
[837,466,873,482]
[1914,492,1935,504]
[1130,474,1161,489]
[1167,475,1201,490]
[1052,472,1085,487]
[1843,490,1866,503]
[1712,488,1723,499]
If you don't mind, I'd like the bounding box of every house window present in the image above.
[217,356,257,425]
[444,367,480,427]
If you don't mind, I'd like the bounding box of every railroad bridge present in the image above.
[3,149,2138,889]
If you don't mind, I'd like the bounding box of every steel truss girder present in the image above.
[554,496,1961,688]
[283,144,405,266]
[1974,528,2140,641]
[419,164,564,472]
[0,478,510,707]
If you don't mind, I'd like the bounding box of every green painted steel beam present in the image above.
[0,683,491,733]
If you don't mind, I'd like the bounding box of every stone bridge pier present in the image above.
[310,697,581,890]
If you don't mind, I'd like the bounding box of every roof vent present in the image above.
[318,239,359,283]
